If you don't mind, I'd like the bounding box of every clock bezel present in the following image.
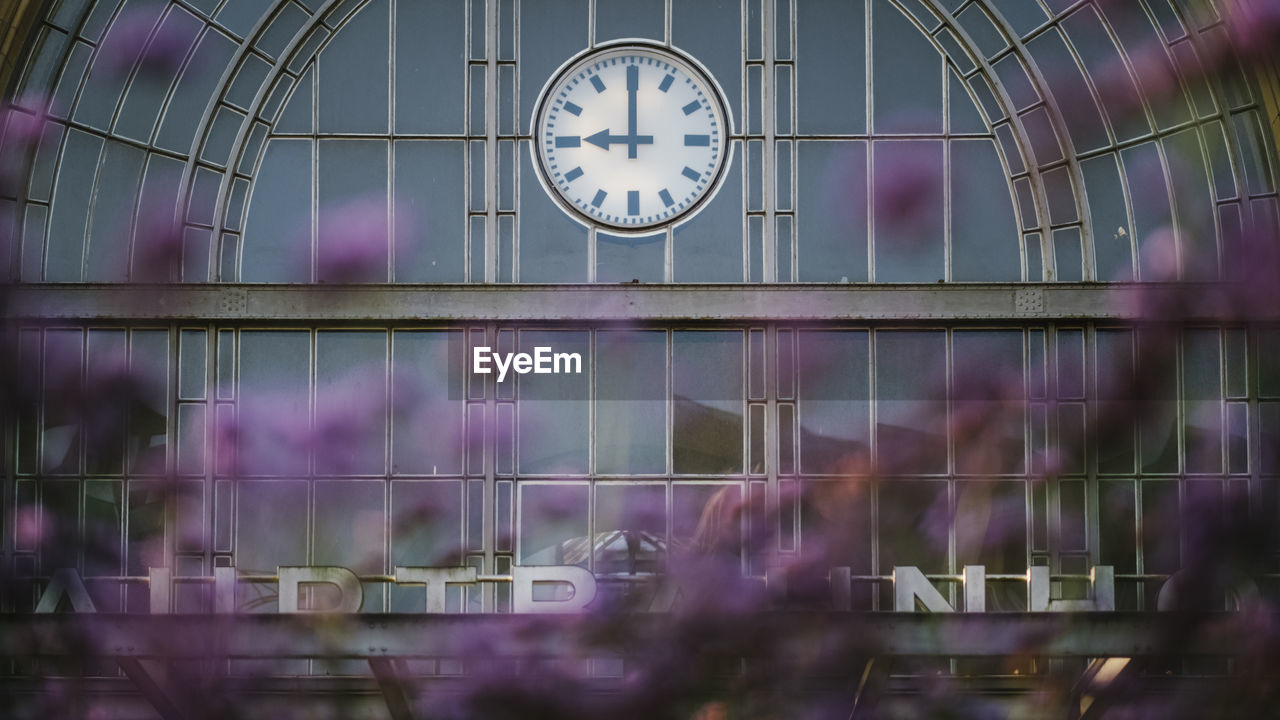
[529,40,736,235]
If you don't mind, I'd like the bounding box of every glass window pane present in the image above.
[879,480,947,572]
[950,139,1020,281]
[872,0,942,133]
[519,483,590,566]
[873,141,944,282]
[518,141,588,281]
[317,0,389,134]
[673,143,744,282]
[1139,329,1179,473]
[595,484,666,575]
[242,139,313,282]
[392,330,466,476]
[85,329,128,475]
[673,482,742,564]
[394,0,465,133]
[518,331,590,475]
[317,140,388,282]
[596,0,663,42]
[1096,329,1136,474]
[315,331,387,476]
[673,331,743,475]
[313,481,385,572]
[128,330,169,476]
[238,331,311,476]
[795,0,865,134]
[596,331,667,475]
[955,480,1026,610]
[797,141,867,282]
[519,0,590,136]
[237,480,308,574]
[1183,329,1223,474]
[391,480,464,567]
[797,330,870,474]
[394,140,471,280]
[875,331,947,474]
[953,331,1025,475]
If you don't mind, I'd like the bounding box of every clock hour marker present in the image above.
[590,76,606,93]
[591,189,607,208]
[627,191,639,215]
[682,100,701,115]
[659,189,674,207]
[555,136,580,148]
[684,134,710,146]
[564,166,584,182]
[564,101,582,116]
[658,74,674,92]
[681,166,701,182]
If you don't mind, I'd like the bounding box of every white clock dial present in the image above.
[532,43,732,233]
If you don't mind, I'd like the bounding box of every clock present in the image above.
[531,42,732,233]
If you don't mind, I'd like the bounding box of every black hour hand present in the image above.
[585,128,653,151]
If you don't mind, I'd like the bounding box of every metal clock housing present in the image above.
[531,41,734,234]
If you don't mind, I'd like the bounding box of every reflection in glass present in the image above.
[875,331,947,474]
[1139,329,1179,473]
[797,330,870,474]
[878,480,948,574]
[596,331,667,475]
[955,481,1027,610]
[390,481,464,612]
[1183,329,1224,474]
[1097,329,1136,474]
[673,483,743,564]
[519,483,590,567]
[593,484,667,575]
[673,332,743,474]
[952,331,1025,475]
[800,480,872,608]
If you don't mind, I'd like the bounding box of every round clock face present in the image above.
[532,43,732,233]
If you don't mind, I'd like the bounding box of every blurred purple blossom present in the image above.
[313,195,405,282]
[97,6,192,80]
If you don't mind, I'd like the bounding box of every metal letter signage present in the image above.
[31,562,1176,615]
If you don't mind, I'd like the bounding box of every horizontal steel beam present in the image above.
[3,283,1273,322]
[0,613,1266,659]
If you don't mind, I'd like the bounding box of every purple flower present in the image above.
[98,7,192,80]
[314,195,395,282]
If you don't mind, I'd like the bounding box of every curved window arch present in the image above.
[1,0,1276,283]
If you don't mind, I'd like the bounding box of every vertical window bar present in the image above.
[486,2,499,284]
[761,0,776,281]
